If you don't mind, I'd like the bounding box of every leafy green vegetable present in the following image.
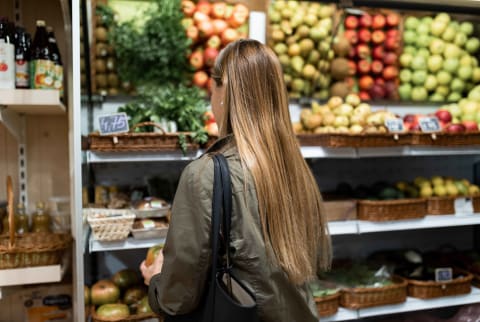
[108,0,192,86]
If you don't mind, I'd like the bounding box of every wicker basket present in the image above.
[411,132,480,146]
[405,270,473,299]
[85,208,135,241]
[0,177,71,269]
[315,292,341,317]
[296,133,331,146]
[90,306,160,322]
[89,122,198,152]
[340,276,408,309]
[473,195,480,213]
[427,196,456,215]
[357,199,427,221]
[296,133,412,148]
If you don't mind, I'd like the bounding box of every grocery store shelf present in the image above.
[328,221,359,235]
[90,236,166,252]
[0,265,63,287]
[320,287,480,321]
[86,150,203,163]
[300,147,356,159]
[0,89,66,114]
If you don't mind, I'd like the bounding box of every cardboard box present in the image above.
[324,200,357,222]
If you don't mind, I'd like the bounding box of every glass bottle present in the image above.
[46,26,63,97]
[15,203,29,234]
[31,201,51,233]
[0,17,15,89]
[14,26,30,89]
[30,20,54,89]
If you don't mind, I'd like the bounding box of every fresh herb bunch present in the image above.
[109,0,192,86]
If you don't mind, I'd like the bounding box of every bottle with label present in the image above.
[15,203,29,234]
[46,26,63,97]
[0,17,15,89]
[31,201,51,233]
[30,20,54,89]
[14,27,30,89]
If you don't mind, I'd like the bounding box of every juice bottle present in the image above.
[15,203,29,234]
[0,17,15,89]
[14,27,30,89]
[30,20,54,89]
[47,26,63,97]
[31,201,51,233]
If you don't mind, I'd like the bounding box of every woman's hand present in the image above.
[140,251,164,286]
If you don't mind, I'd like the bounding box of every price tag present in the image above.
[435,267,453,282]
[454,197,474,214]
[98,113,129,135]
[385,118,405,133]
[419,116,441,133]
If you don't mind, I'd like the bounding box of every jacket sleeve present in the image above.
[148,157,214,316]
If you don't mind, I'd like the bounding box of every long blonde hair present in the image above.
[212,39,331,285]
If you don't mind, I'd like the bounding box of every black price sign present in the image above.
[419,116,441,133]
[98,113,129,135]
[385,118,405,133]
[435,267,453,282]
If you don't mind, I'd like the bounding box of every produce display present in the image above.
[293,94,396,134]
[436,85,480,132]
[268,1,337,99]
[87,269,153,319]
[399,13,480,102]
[396,176,480,198]
[342,10,401,100]
[182,0,249,94]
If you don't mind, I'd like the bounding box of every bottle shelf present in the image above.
[0,89,65,114]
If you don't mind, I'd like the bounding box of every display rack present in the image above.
[89,236,166,253]
[0,265,63,288]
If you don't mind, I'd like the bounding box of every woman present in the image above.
[140,39,331,322]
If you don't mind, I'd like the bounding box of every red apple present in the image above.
[434,109,452,123]
[409,123,422,131]
[403,114,419,124]
[359,75,374,91]
[462,120,478,132]
[233,3,249,16]
[181,0,196,17]
[211,2,227,19]
[358,28,371,43]
[357,59,371,74]
[344,15,359,29]
[359,91,371,101]
[212,19,228,35]
[372,46,384,60]
[371,60,384,74]
[359,14,372,28]
[228,10,248,28]
[196,1,212,16]
[371,30,386,45]
[186,25,199,43]
[383,66,398,80]
[347,60,356,76]
[383,52,397,66]
[343,29,358,45]
[344,77,355,89]
[369,84,386,99]
[193,11,209,24]
[385,37,398,50]
[189,50,204,70]
[445,123,466,133]
[204,110,216,125]
[193,70,209,88]
[207,35,221,49]
[387,29,399,39]
[384,81,397,95]
[221,28,239,45]
[198,20,214,38]
[386,13,400,27]
[204,47,219,67]
[223,5,234,19]
[205,122,219,136]
[356,44,370,59]
[372,14,386,29]
[375,77,385,86]
[348,46,356,58]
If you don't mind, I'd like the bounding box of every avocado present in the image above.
[379,187,399,200]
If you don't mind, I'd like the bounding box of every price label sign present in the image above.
[98,113,129,135]
[454,197,474,214]
[385,118,405,133]
[419,116,441,133]
[435,267,453,282]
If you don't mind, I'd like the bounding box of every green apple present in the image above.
[400,53,413,68]
[455,33,468,48]
[400,69,412,83]
[427,55,443,73]
[468,86,480,101]
[460,22,474,36]
[444,43,462,59]
[411,56,427,70]
[403,30,417,45]
[436,85,450,97]
[472,68,480,83]
[404,16,420,30]
[475,110,480,123]
[446,103,462,118]
[417,48,430,59]
[460,55,474,67]
[458,66,473,81]
[429,93,445,102]
[442,26,456,42]
[429,38,445,55]
[466,38,480,54]
[398,83,412,100]
[462,100,479,114]
[435,13,451,24]
[411,86,428,101]
[430,20,447,37]
[443,58,459,73]
[403,46,417,55]
[450,78,465,93]
[437,70,452,85]
[424,74,438,91]
[463,114,476,121]
[417,23,430,35]
[412,70,428,86]
[447,92,462,102]
[416,34,430,48]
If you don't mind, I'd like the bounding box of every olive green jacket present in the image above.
[148,137,319,322]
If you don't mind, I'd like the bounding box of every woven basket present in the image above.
[315,292,340,317]
[0,177,71,269]
[405,270,473,299]
[90,306,160,322]
[89,122,198,152]
[357,199,427,221]
[296,133,331,146]
[411,132,480,146]
[340,276,408,309]
[473,195,480,213]
[85,208,135,241]
[427,196,456,215]
[327,133,412,148]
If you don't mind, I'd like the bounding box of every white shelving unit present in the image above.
[90,237,166,253]
[0,265,63,288]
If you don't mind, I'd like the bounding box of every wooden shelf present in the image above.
[0,89,66,115]
[0,265,63,287]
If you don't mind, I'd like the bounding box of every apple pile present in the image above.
[182,0,249,94]
[399,13,480,102]
[87,268,153,319]
[342,11,401,101]
[293,93,396,134]
[268,1,336,99]
[396,176,480,199]
[203,110,218,136]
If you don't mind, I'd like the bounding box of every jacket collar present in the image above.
[203,134,236,158]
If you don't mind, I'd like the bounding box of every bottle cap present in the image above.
[36,20,46,27]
